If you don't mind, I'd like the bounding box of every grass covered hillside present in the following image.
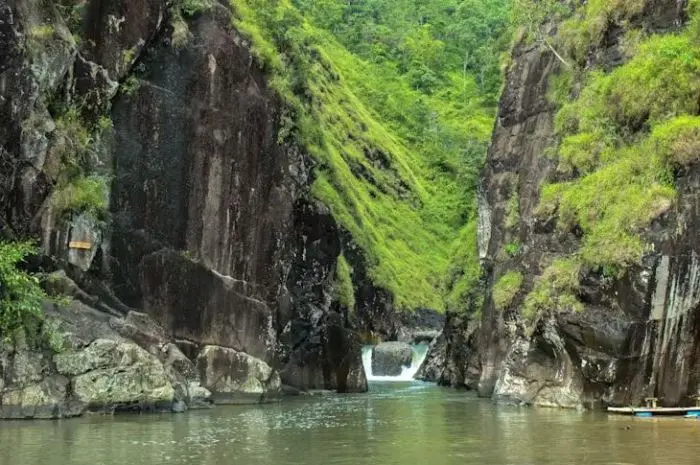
[229,0,510,310]
[513,0,700,319]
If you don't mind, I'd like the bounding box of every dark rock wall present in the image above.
[0,0,367,397]
[107,5,366,393]
[440,0,700,409]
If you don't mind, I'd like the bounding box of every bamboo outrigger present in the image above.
[607,397,700,417]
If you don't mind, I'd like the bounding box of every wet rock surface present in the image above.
[415,332,446,382]
[371,342,413,377]
[196,345,282,404]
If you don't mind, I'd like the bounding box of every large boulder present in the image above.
[371,342,413,376]
[0,300,215,419]
[55,339,176,412]
[196,345,282,404]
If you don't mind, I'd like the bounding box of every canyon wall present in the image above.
[439,0,700,409]
[0,0,376,418]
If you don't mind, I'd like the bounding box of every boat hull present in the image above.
[607,406,700,416]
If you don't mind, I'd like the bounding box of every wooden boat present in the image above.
[607,397,700,417]
[607,406,700,416]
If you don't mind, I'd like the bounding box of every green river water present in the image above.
[3,382,700,465]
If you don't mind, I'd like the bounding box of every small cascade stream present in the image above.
[361,343,429,382]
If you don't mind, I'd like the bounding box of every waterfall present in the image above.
[361,343,429,382]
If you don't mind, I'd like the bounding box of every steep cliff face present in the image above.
[0,0,371,418]
[440,0,700,409]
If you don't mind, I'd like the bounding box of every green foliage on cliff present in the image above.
[231,0,509,310]
[492,270,523,311]
[523,258,582,320]
[533,1,700,280]
[51,175,110,221]
[650,116,700,167]
[0,242,46,340]
[334,254,356,310]
[180,0,213,16]
[558,0,644,62]
[444,220,483,312]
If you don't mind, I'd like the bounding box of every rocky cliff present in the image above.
[438,0,700,409]
[0,0,375,418]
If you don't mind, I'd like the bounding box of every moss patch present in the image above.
[493,271,523,312]
[523,258,582,320]
[334,254,355,310]
[535,3,700,275]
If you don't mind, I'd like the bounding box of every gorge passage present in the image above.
[1,0,700,421]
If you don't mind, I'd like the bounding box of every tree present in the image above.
[0,241,45,339]
[511,0,571,68]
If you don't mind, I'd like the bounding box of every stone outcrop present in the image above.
[371,342,413,377]
[105,2,368,395]
[438,0,700,409]
[0,296,212,419]
[415,332,446,382]
[0,0,369,421]
[196,345,282,404]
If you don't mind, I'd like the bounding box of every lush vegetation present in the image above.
[334,254,356,310]
[514,0,700,317]
[492,270,523,311]
[0,242,46,341]
[523,258,582,320]
[230,0,510,310]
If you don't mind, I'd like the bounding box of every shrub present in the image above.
[523,258,582,320]
[558,0,645,62]
[492,270,523,311]
[505,187,520,231]
[504,241,521,257]
[0,241,46,341]
[54,108,92,179]
[650,116,700,167]
[51,175,110,220]
[181,0,212,17]
[542,147,674,270]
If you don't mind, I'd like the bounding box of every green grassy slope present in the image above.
[516,0,700,318]
[230,0,509,310]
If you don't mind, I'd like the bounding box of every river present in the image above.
[3,381,700,465]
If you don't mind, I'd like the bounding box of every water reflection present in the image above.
[2,384,700,465]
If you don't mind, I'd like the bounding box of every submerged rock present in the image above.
[371,342,413,376]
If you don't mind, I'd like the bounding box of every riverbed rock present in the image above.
[0,297,217,419]
[55,339,175,411]
[196,345,282,404]
[371,342,413,376]
[415,332,446,382]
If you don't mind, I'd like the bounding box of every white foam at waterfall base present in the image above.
[361,344,429,382]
